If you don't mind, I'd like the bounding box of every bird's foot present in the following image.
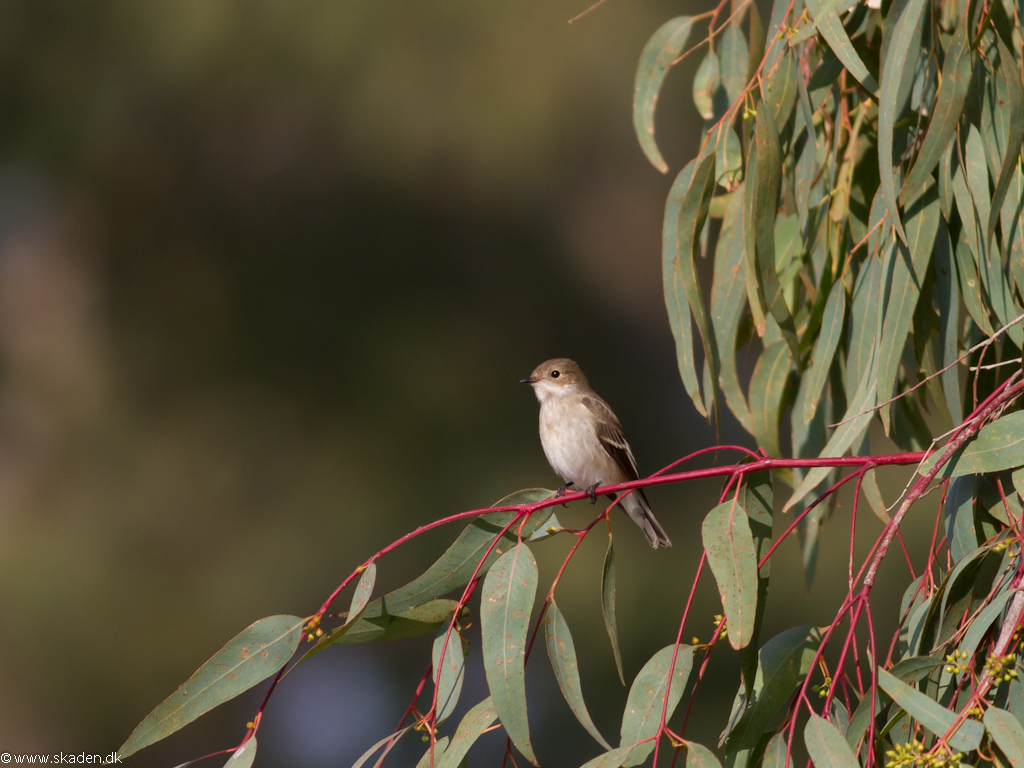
[555,481,576,507]
[586,483,600,504]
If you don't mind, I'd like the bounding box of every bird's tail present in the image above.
[621,489,672,549]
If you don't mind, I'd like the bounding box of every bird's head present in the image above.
[520,358,588,402]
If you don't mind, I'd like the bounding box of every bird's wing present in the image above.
[582,396,640,481]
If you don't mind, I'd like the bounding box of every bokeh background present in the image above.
[0,2,936,766]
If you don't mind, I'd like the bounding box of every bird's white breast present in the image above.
[537,396,611,489]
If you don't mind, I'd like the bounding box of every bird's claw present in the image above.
[586,483,599,504]
[555,481,576,507]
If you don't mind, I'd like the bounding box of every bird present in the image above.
[520,358,671,549]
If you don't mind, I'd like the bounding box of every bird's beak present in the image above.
[520,376,537,384]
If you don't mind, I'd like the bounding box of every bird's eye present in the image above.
[550,370,560,378]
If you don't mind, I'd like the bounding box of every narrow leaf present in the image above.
[223,737,256,768]
[878,0,927,245]
[414,737,449,768]
[543,600,613,750]
[432,626,465,723]
[988,38,1024,250]
[944,475,977,564]
[805,0,879,92]
[748,340,793,458]
[634,18,694,172]
[580,746,635,768]
[803,280,846,424]
[899,16,972,202]
[120,615,305,758]
[602,535,625,685]
[351,728,411,768]
[310,599,459,654]
[346,563,376,625]
[985,707,1024,765]
[480,542,539,764]
[805,714,859,768]
[437,698,498,768]
[876,667,984,751]
[687,741,724,768]
[702,499,760,650]
[620,645,695,767]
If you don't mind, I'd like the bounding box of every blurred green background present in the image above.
[0,2,935,766]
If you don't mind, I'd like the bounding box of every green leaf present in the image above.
[952,217,994,336]
[665,161,708,417]
[725,626,822,762]
[351,728,411,768]
[878,0,927,245]
[687,741,724,768]
[987,38,1024,251]
[739,471,774,698]
[805,714,859,768]
[751,102,800,359]
[480,542,539,764]
[761,733,788,768]
[119,615,305,758]
[718,24,748,105]
[876,667,984,751]
[944,475,978,564]
[414,737,449,768]
[602,535,625,685]
[634,18,695,173]
[934,225,962,425]
[899,15,972,203]
[803,280,846,425]
[878,181,940,429]
[986,706,1024,764]
[764,50,798,127]
[620,645,694,767]
[223,737,256,768]
[543,600,613,750]
[922,411,1024,478]
[712,187,753,431]
[805,0,879,92]
[579,746,635,768]
[376,489,553,616]
[436,698,498,768]
[346,563,376,624]
[702,499,759,650]
[312,599,459,652]
[748,340,793,458]
[694,51,721,121]
[432,626,465,723]
[959,589,1014,663]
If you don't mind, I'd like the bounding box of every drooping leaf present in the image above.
[718,24,748,105]
[805,714,860,768]
[877,181,940,429]
[712,187,753,430]
[739,471,774,698]
[899,15,972,202]
[876,667,984,751]
[432,626,465,723]
[923,411,1024,477]
[987,38,1024,250]
[748,340,793,458]
[579,746,635,768]
[375,489,553,616]
[985,706,1024,765]
[436,698,498,768]
[694,51,721,121]
[665,161,708,416]
[674,153,721,423]
[310,599,460,654]
[620,645,694,767]
[351,728,411,768]
[878,0,927,245]
[414,737,449,768]
[346,563,376,625]
[223,737,257,768]
[702,498,760,650]
[805,0,879,93]
[480,542,539,764]
[958,588,1014,663]
[543,600,613,750]
[725,626,822,764]
[933,224,962,426]
[944,475,978,564]
[761,733,788,768]
[803,280,846,425]
[634,18,695,173]
[602,535,625,685]
[120,615,305,758]
[688,741,724,768]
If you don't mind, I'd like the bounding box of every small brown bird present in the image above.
[520,358,671,548]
